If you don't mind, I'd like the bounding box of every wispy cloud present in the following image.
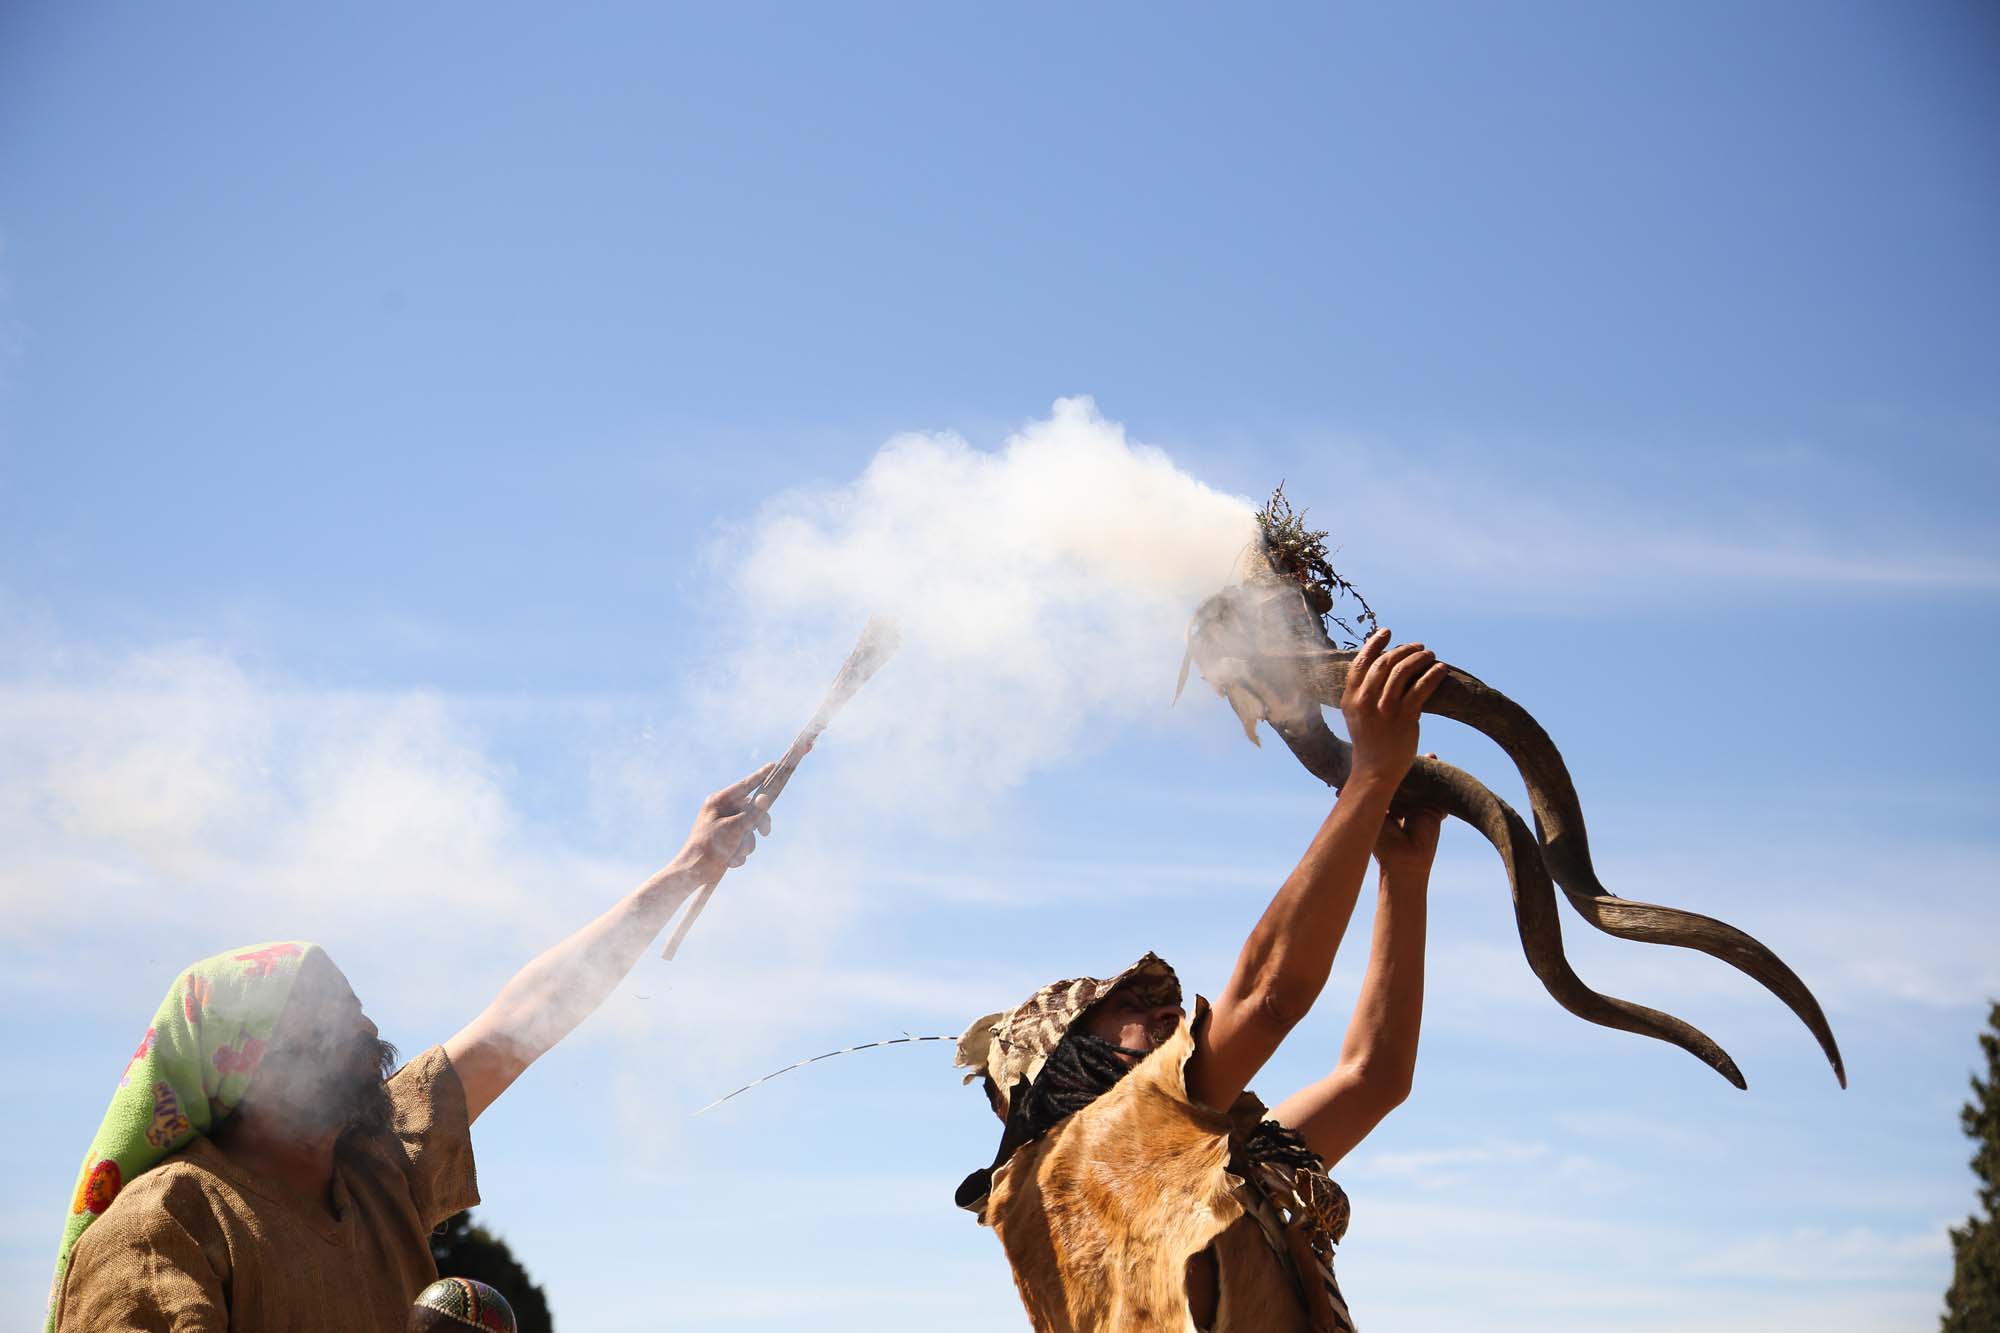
[1643,538,2000,589]
[1351,1198,1951,1331]
[1684,1223,1950,1283]
[1410,837,2000,1034]
[1278,434,2000,601]
[0,640,1002,1071]
[864,857,1282,907]
[1345,1136,1636,1196]
[0,645,587,952]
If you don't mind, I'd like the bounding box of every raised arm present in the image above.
[1270,796,1441,1164]
[1185,629,1444,1112]
[443,764,773,1123]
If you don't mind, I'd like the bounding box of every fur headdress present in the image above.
[954,952,1181,1120]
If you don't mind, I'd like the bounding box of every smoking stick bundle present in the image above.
[659,616,901,960]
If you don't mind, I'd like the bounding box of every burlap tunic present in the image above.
[53,1045,478,1332]
[974,1018,1355,1333]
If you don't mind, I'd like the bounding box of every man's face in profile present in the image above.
[1079,984,1185,1064]
[251,951,397,1139]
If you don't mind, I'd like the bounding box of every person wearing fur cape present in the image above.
[955,629,1446,1333]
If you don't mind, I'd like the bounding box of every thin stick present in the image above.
[660,617,901,959]
[694,1035,954,1115]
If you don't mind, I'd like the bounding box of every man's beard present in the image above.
[289,1036,398,1140]
[337,1038,398,1138]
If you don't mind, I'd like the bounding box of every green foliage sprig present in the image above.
[1255,483,1379,650]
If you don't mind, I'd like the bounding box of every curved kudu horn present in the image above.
[1180,552,1844,1090]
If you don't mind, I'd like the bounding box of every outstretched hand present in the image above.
[670,764,776,887]
[1341,628,1448,789]
[444,763,780,1124]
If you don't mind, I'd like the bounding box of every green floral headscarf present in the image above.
[45,940,321,1332]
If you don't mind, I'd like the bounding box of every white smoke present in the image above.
[0,399,1264,1087]
[699,396,1258,811]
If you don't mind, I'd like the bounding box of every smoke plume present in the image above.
[701,396,1257,812]
[0,400,1265,1101]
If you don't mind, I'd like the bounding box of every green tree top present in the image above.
[432,1210,554,1333]
[1943,1001,2000,1332]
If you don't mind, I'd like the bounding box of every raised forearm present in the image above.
[445,765,773,1122]
[1224,772,1398,1024]
[444,866,702,1121]
[489,867,697,1058]
[1265,845,1434,1163]
[1337,863,1430,1092]
[1188,631,1444,1113]
[1228,629,1443,1025]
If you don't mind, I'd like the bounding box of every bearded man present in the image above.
[955,629,1446,1332]
[47,766,776,1332]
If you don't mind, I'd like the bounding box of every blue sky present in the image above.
[3,3,1996,1330]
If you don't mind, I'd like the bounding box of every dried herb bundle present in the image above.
[1255,483,1378,649]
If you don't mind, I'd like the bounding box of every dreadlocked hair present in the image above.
[1244,1116,1328,1174]
[1018,1029,1149,1141]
